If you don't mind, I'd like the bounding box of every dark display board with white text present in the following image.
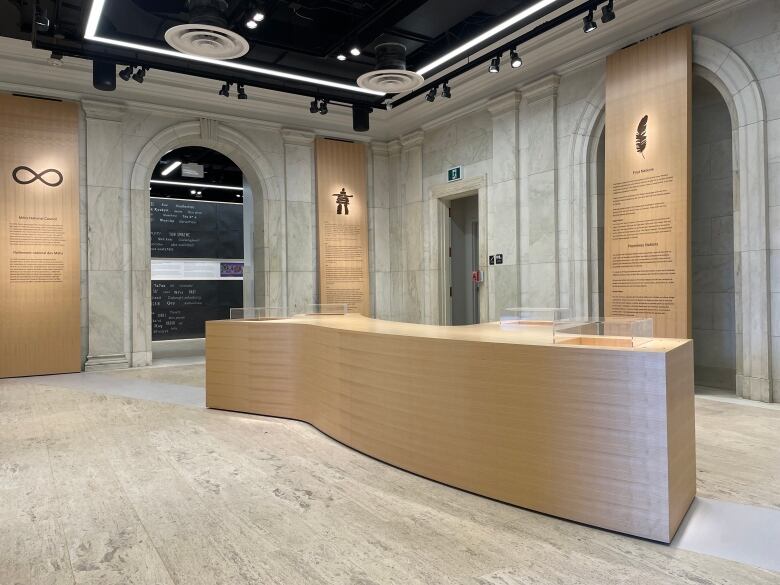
[150,198,243,259]
[152,280,243,340]
[151,197,244,341]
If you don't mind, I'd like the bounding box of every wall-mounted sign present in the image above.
[604,26,691,339]
[315,138,370,315]
[447,165,463,182]
[0,95,80,377]
[11,166,64,187]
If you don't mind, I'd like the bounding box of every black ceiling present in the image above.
[151,146,245,203]
[0,0,587,106]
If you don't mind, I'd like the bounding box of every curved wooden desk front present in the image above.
[206,315,695,543]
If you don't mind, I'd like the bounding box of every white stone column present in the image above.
[82,100,129,370]
[370,142,392,319]
[519,75,560,308]
[387,140,403,321]
[487,91,521,320]
[399,131,424,323]
[281,129,316,314]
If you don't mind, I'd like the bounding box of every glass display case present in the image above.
[553,317,654,348]
[498,308,571,343]
[299,303,349,316]
[499,307,571,327]
[229,307,287,320]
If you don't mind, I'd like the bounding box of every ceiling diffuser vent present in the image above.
[357,43,424,93]
[165,0,249,60]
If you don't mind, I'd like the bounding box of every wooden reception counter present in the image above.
[205,315,695,543]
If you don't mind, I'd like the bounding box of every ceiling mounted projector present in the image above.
[357,43,424,93]
[165,0,249,60]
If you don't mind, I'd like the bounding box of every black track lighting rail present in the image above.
[388,0,607,110]
[31,0,614,117]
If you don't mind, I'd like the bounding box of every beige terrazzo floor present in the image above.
[1,368,779,584]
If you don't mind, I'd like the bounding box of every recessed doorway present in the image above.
[149,146,251,360]
[449,195,480,325]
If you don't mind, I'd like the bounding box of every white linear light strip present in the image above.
[151,179,244,191]
[416,0,560,76]
[160,160,181,176]
[84,0,385,96]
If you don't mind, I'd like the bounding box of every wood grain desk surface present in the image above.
[206,315,695,543]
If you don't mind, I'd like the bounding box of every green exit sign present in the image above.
[447,166,463,182]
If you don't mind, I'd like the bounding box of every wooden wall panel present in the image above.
[206,315,696,543]
[0,94,80,377]
[605,26,692,339]
[315,138,370,316]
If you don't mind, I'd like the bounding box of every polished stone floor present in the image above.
[1,365,779,584]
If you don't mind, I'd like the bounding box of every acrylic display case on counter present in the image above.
[499,307,571,342]
[229,307,288,320]
[298,303,349,316]
[553,317,654,348]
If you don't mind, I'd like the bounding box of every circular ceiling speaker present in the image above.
[357,42,424,93]
[165,24,249,60]
[357,69,424,93]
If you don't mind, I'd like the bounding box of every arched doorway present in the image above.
[128,120,276,368]
[149,146,251,360]
[592,75,737,392]
[576,34,771,401]
[691,76,737,393]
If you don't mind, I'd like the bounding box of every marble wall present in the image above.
[366,1,780,401]
[77,104,317,368]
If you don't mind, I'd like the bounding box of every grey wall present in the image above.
[691,76,736,390]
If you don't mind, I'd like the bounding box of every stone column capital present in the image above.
[522,75,560,103]
[81,99,125,121]
[400,130,424,149]
[487,90,522,116]
[281,128,316,146]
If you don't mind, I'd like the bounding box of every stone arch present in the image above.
[127,119,279,366]
[569,34,771,401]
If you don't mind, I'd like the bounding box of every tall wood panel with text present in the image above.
[0,95,80,377]
[605,26,692,339]
[315,138,370,315]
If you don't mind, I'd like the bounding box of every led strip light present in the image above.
[150,179,243,191]
[84,0,385,96]
[416,0,560,76]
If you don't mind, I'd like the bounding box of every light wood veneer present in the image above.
[206,315,695,542]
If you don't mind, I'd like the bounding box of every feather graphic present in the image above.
[636,115,648,158]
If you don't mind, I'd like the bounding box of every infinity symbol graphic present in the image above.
[12,166,64,187]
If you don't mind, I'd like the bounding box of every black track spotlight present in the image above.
[119,66,134,81]
[237,84,247,100]
[583,9,597,33]
[92,61,116,91]
[319,100,328,115]
[426,86,437,102]
[132,66,149,83]
[601,0,615,23]
[310,98,319,114]
[510,49,523,69]
[353,104,371,132]
[441,82,451,99]
[489,55,501,74]
[219,82,231,97]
